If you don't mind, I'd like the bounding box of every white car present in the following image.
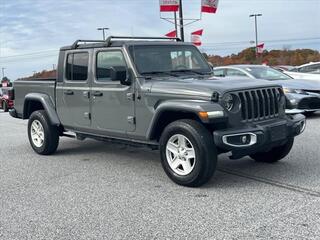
[284,62,320,81]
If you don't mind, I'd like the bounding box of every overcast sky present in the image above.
[0,0,319,80]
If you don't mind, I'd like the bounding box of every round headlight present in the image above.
[223,94,234,111]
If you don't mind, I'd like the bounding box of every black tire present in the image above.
[3,101,8,112]
[304,111,315,117]
[28,110,59,155]
[159,119,218,187]
[250,138,294,163]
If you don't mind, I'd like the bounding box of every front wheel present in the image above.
[250,138,294,163]
[28,110,59,155]
[159,119,218,187]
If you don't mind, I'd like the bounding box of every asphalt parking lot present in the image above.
[1,111,320,240]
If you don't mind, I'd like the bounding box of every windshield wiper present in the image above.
[170,69,208,75]
[140,71,179,77]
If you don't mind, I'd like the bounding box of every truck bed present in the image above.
[13,78,56,117]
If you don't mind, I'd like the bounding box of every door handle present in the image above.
[83,91,90,98]
[93,91,103,97]
[64,90,74,95]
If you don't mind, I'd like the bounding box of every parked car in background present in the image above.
[0,87,14,112]
[284,62,320,81]
[273,65,295,72]
[291,62,320,74]
[213,65,320,115]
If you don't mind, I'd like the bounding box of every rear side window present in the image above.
[66,52,89,81]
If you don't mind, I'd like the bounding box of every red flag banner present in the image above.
[257,43,265,54]
[191,29,204,46]
[165,30,177,38]
[201,0,219,14]
[160,0,179,12]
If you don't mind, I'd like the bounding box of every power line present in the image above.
[1,37,319,60]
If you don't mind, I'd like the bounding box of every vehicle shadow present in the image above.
[54,138,310,190]
[306,111,320,119]
[203,152,318,191]
[55,138,160,163]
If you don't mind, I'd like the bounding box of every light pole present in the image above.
[97,27,109,40]
[179,0,185,42]
[249,13,262,58]
[1,67,5,79]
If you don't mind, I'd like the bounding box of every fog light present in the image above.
[222,133,257,147]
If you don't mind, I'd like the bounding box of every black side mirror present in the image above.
[110,66,132,85]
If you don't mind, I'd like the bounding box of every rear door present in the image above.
[90,48,135,134]
[56,50,92,129]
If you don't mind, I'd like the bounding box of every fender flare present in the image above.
[146,99,224,140]
[23,93,61,126]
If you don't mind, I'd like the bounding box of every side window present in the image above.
[301,64,320,73]
[65,52,89,81]
[96,51,127,81]
[213,69,225,77]
[66,54,73,80]
[299,66,310,73]
[226,69,247,77]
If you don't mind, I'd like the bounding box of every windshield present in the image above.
[129,45,212,76]
[245,67,292,80]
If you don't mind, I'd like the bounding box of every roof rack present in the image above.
[71,36,181,49]
[71,40,106,49]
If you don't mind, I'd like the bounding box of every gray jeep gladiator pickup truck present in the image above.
[10,36,306,187]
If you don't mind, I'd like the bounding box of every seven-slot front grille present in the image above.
[236,88,282,122]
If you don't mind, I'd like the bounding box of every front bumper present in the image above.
[213,114,306,159]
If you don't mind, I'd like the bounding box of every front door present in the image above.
[57,50,91,128]
[91,48,135,134]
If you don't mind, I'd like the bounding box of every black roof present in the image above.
[60,36,191,51]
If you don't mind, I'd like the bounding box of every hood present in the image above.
[274,79,320,90]
[149,77,280,99]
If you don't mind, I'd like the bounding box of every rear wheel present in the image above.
[28,110,59,155]
[3,101,8,112]
[250,138,294,163]
[159,119,217,187]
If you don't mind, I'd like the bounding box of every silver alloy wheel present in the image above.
[166,134,196,176]
[31,120,45,148]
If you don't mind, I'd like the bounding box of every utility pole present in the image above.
[249,14,262,59]
[97,27,109,40]
[174,11,178,37]
[1,67,5,79]
[179,0,185,42]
